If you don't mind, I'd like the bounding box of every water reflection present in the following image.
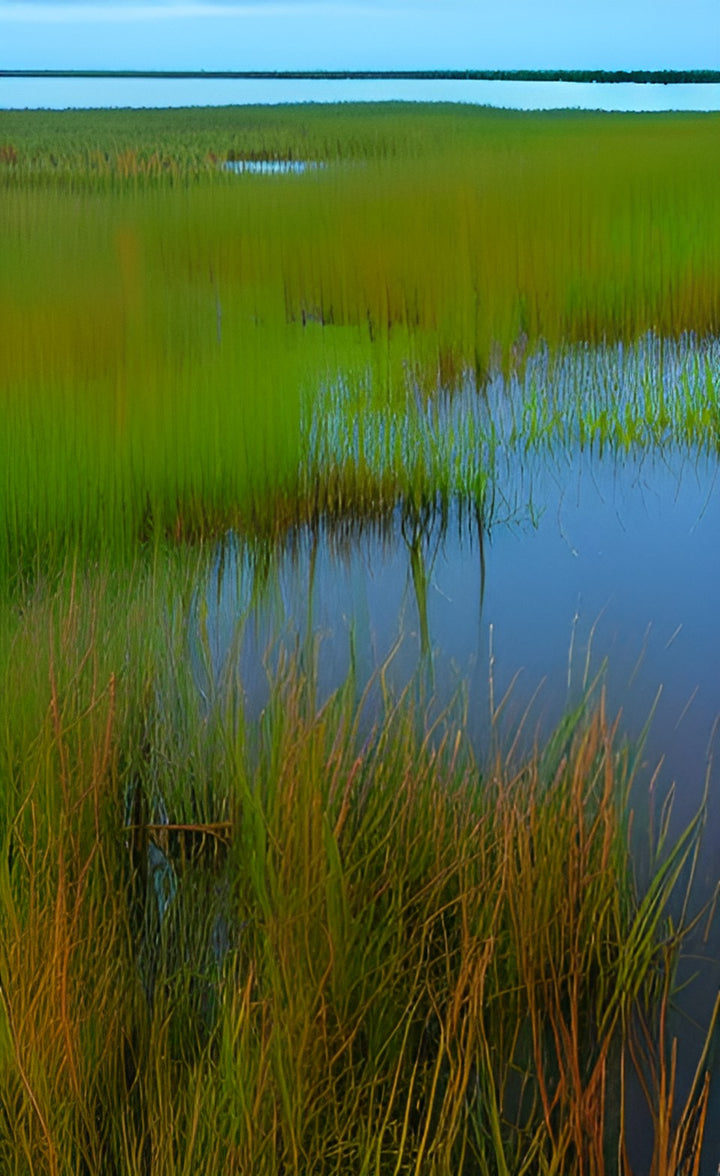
[222,158,322,174]
[197,449,719,809]
[5,77,720,111]
[194,446,720,976]
[192,444,720,1165]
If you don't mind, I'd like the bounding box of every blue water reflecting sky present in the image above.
[3,77,720,110]
[199,448,720,831]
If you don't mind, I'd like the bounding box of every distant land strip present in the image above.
[3,69,720,84]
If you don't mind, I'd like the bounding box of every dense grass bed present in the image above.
[1,105,718,1173]
[2,105,720,573]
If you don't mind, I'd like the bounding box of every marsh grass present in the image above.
[2,107,720,578]
[1,104,719,1171]
[0,567,716,1174]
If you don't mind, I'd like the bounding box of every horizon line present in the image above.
[3,68,720,83]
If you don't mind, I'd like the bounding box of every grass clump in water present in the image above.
[0,567,715,1174]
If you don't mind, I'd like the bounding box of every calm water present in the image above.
[195,438,720,1168]
[4,77,720,111]
[223,158,322,174]
[200,448,719,818]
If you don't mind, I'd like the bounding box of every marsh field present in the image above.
[1,102,720,1174]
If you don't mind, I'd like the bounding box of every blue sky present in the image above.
[2,0,719,72]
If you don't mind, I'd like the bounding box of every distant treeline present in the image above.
[3,68,720,84]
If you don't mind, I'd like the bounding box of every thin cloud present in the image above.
[0,0,412,14]
[0,2,399,21]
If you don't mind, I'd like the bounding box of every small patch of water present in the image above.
[222,158,323,174]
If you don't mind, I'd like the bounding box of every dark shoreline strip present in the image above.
[3,69,720,84]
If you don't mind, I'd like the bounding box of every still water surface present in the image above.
[4,77,720,110]
[195,439,720,1166]
[200,449,719,821]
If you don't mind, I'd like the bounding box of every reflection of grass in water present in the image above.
[0,565,716,1174]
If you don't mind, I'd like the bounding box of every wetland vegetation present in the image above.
[1,103,719,1173]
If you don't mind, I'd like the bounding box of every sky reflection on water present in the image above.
[194,434,720,1162]
[198,448,720,831]
[5,78,720,111]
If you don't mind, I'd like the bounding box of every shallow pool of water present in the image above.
[199,448,719,823]
[193,409,720,1170]
[222,158,322,174]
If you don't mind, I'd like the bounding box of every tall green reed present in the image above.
[1,103,718,1172]
[2,106,720,576]
[0,564,715,1173]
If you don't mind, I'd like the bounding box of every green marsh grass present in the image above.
[1,104,719,1170]
[0,565,716,1174]
[2,106,720,575]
